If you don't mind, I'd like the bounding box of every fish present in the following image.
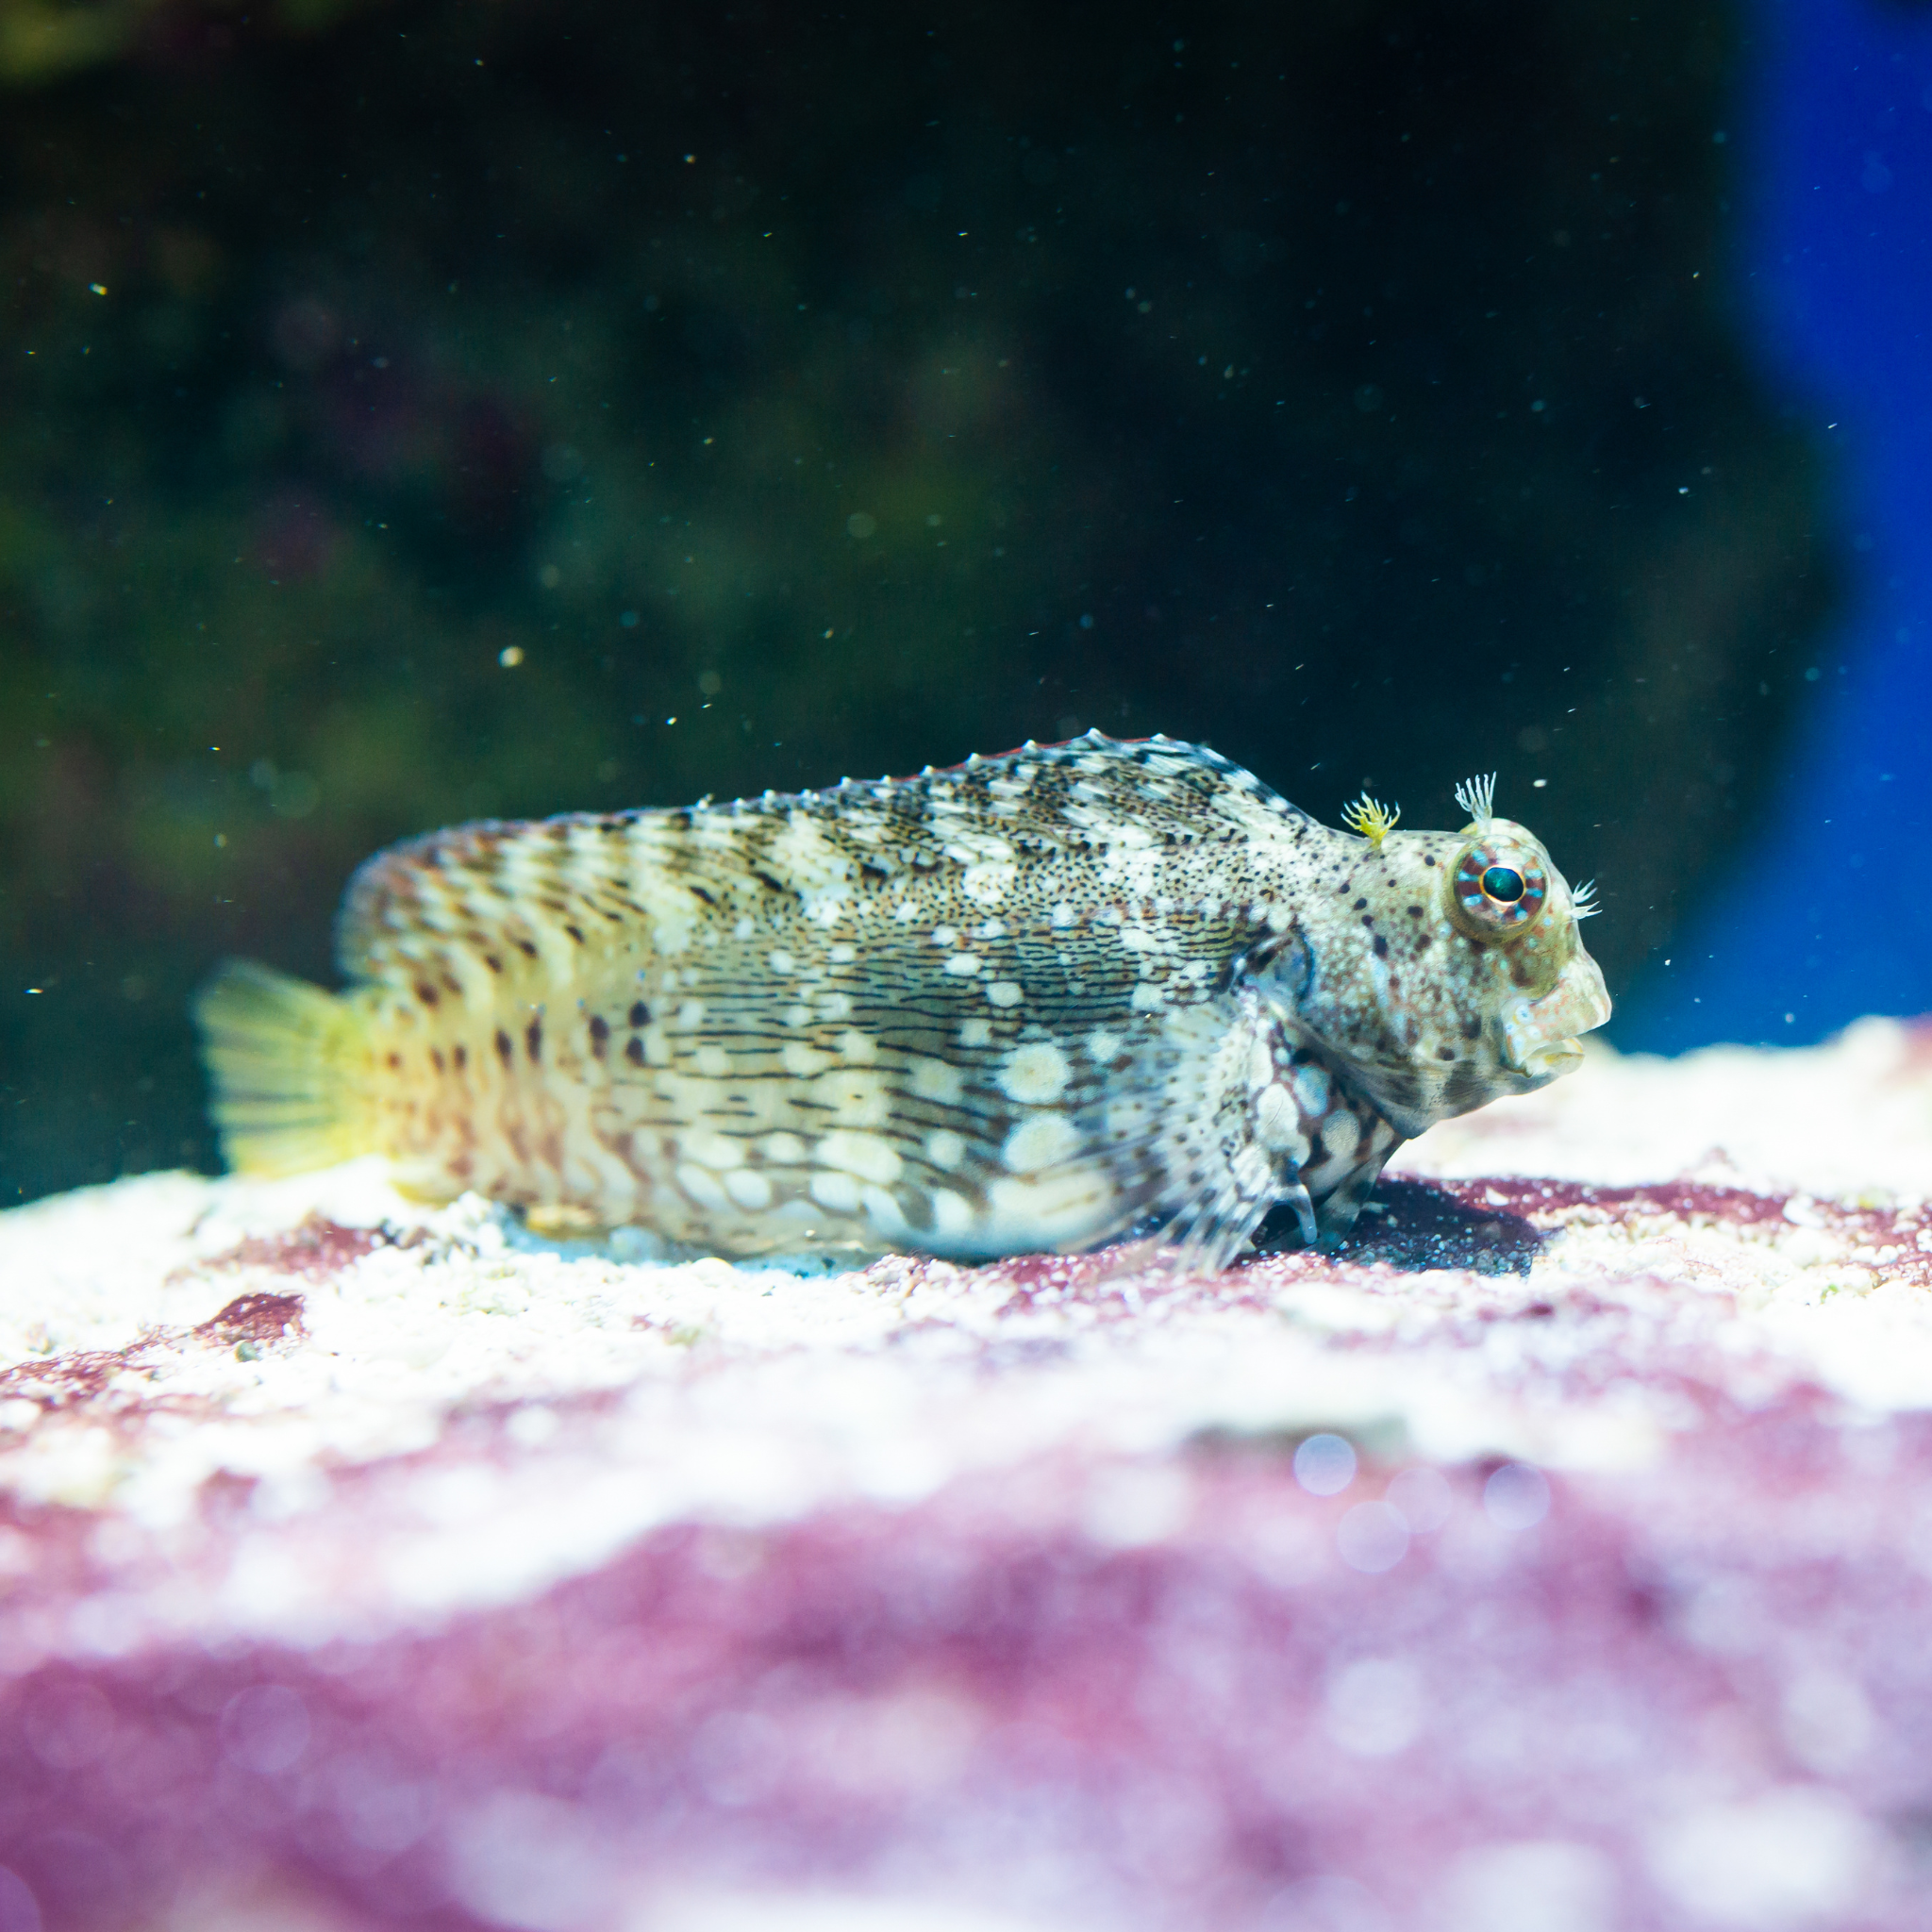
[193,733,1609,1269]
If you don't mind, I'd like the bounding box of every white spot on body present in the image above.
[767,950,795,974]
[763,1132,808,1165]
[911,1058,966,1105]
[985,1160,1116,1241]
[930,1190,975,1238]
[1002,1111,1081,1174]
[1292,1064,1331,1115]
[1129,982,1166,1012]
[1086,1029,1123,1066]
[817,1130,904,1185]
[808,1171,861,1214]
[694,1044,730,1078]
[724,1168,774,1211]
[861,1186,907,1234]
[944,953,983,977]
[781,1041,828,1077]
[1256,1083,1303,1153]
[925,1127,967,1170]
[999,1041,1072,1105]
[676,1165,729,1212]
[985,980,1024,1008]
[958,1017,993,1048]
[960,863,1017,906]
[677,1000,707,1027]
[1320,1110,1361,1162]
[679,1132,744,1172]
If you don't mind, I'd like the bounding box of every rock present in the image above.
[2,1025,1931,1928]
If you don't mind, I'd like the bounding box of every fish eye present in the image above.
[1450,840,1548,940]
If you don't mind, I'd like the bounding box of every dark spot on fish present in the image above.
[629,1000,650,1028]
[753,869,790,894]
[525,1019,542,1061]
[1353,897,1367,911]
[415,982,440,1006]
[514,940,538,959]
[1462,1014,1481,1040]
[1436,1046,1457,1061]
[625,1037,646,1067]
[564,924,586,944]
[454,1043,468,1071]
[386,1051,402,1071]
[484,955,505,974]
[1424,854,1438,867]
[430,1047,446,1073]
[1373,935,1389,958]
[690,884,717,908]
[1407,906,1424,918]
[495,1029,514,1066]
[589,1014,610,1057]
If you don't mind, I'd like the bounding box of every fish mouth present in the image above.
[1500,960,1612,1086]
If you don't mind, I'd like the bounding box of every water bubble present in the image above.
[1484,1462,1550,1529]
[1337,1501,1409,1574]
[1293,1433,1357,1497]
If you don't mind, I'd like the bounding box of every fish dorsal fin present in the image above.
[335,735,1309,1003]
[337,813,672,998]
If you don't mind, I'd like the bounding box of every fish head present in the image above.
[1259,809,1610,1138]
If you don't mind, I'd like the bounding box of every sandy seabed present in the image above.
[2,1024,1931,1931]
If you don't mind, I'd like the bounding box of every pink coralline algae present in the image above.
[1,1027,1931,1929]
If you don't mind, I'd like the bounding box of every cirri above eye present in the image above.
[1451,840,1548,938]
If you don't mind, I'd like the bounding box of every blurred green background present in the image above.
[0,0,1834,1204]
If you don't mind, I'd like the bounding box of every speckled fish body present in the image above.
[196,735,1609,1267]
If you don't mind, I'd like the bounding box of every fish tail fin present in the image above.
[192,960,375,1175]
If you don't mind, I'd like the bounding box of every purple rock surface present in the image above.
[2,1026,1931,1930]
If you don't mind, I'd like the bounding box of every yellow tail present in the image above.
[192,960,375,1175]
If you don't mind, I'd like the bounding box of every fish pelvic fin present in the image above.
[192,960,374,1176]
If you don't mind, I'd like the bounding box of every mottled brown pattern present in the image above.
[198,736,1608,1268]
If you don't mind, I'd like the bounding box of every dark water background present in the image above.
[0,0,1918,1207]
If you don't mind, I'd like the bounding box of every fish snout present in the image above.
[1500,955,1612,1084]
